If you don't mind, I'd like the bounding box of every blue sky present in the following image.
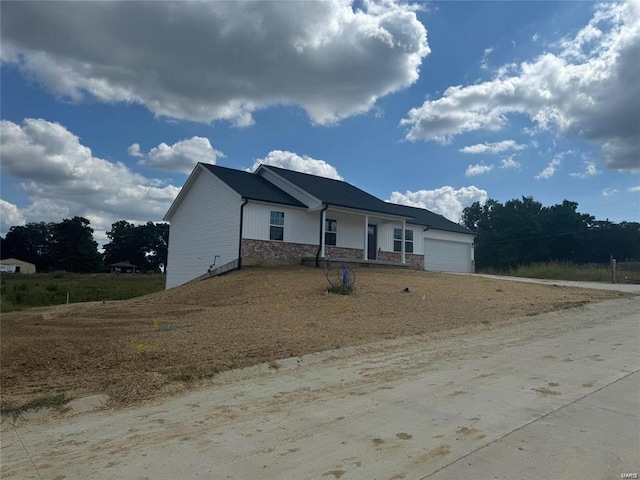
[1,1,638,245]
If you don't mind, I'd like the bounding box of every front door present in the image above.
[367,224,377,260]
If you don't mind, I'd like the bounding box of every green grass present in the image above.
[0,393,71,421]
[480,261,640,284]
[0,272,165,312]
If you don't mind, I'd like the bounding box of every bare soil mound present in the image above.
[0,266,626,407]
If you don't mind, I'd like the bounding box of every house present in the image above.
[109,261,138,274]
[164,163,476,288]
[0,258,36,274]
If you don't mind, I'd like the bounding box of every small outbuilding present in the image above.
[0,258,36,274]
[109,261,138,274]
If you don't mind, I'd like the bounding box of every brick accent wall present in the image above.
[242,239,424,269]
[378,251,424,269]
[325,246,364,260]
[242,239,317,264]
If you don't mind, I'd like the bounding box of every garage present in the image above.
[424,238,473,273]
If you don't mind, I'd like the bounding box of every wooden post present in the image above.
[610,255,616,284]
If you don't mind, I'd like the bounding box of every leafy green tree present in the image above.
[103,221,169,272]
[463,197,596,270]
[49,217,102,273]
[582,221,640,262]
[1,222,54,271]
[103,220,141,267]
[139,221,169,272]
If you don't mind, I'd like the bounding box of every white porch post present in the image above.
[401,220,406,264]
[363,215,369,260]
[320,208,327,258]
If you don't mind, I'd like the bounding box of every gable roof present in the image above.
[200,164,305,207]
[384,203,474,235]
[0,258,35,266]
[110,261,137,268]
[260,165,403,216]
[168,163,474,236]
[261,166,473,235]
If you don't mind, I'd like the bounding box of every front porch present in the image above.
[319,206,413,264]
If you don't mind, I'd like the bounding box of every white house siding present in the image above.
[166,170,242,288]
[424,230,475,273]
[243,202,317,244]
[0,258,36,274]
[327,210,365,249]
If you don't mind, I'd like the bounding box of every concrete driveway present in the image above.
[2,294,639,479]
[463,273,640,294]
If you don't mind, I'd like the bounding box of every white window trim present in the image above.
[270,211,284,241]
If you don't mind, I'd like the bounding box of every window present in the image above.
[270,211,284,241]
[325,219,337,246]
[393,228,402,252]
[394,228,414,253]
[405,229,414,253]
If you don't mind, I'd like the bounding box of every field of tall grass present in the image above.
[480,261,640,284]
[0,272,166,312]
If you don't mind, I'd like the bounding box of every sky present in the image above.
[1,0,639,246]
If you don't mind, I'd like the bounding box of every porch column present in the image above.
[320,208,327,258]
[401,220,406,264]
[363,215,369,260]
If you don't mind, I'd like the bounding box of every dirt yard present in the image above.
[0,266,628,407]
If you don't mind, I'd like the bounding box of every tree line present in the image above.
[1,217,168,273]
[462,197,640,270]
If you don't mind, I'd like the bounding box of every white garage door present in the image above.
[424,239,472,273]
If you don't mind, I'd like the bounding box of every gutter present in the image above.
[315,204,329,267]
[238,198,249,269]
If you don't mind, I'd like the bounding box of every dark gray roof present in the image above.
[263,166,399,215]
[203,163,473,235]
[385,203,474,235]
[201,164,306,207]
[110,261,137,267]
[265,166,473,235]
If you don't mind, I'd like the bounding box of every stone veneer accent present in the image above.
[242,239,423,268]
[378,251,424,269]
[242,239,317,264]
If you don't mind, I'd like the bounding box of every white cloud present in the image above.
[629,186,640,192]
[127,143,144,158]
[480,47,494,70]
[137,137,224,174]
[465,164,494,177]
[1,1,429,126]
[459,140,527,154]
[570,161,600,178]
[535,158,561,179]
[501,156,521,169]
[248,150,343,180]
[0,199,26,235]
[0,118,180,240]
[388,186,488,222]
[401,2,640,170]
[602,188,619,196]
[535,150,574,179]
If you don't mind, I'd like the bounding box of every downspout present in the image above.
[316,204,329,267]
[238,198,249,270]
